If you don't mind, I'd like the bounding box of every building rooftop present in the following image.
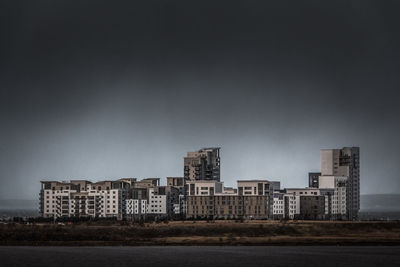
[186,180,223,183]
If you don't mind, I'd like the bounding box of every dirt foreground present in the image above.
[1,220,399,246]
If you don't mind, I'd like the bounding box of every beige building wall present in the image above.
[186,195,270,219]
[187,180,224,196]
[237,180,270,196]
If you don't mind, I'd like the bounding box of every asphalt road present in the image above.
[1,246,400,267]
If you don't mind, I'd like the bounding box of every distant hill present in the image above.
[361,194,400,211]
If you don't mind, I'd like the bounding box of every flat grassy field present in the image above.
[1,220,399,246]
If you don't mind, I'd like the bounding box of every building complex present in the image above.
[39,147,360,220]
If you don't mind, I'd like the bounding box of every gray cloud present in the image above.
[1,0,400,199]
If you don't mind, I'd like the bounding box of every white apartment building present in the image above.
[40,180,129,219]
[273,193,285,217]
[148,188,166,214]
[40,182,78,218]
[126,199,147,216]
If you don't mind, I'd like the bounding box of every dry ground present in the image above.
[1,220,399,246]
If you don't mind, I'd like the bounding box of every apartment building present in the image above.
[186,195,270,219]
[321,147,360,220]
[125,181,173,219]
[86,180,129,218]
[186,180,271,219]
[39,181,78,218]
[39,179,130,219]
[319,176,347,219]
[184,147,221,181]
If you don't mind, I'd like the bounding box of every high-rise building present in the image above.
[321,147,360,220]
[184,147,221,181]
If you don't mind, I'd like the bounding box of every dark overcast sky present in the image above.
[1,0,400,199]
